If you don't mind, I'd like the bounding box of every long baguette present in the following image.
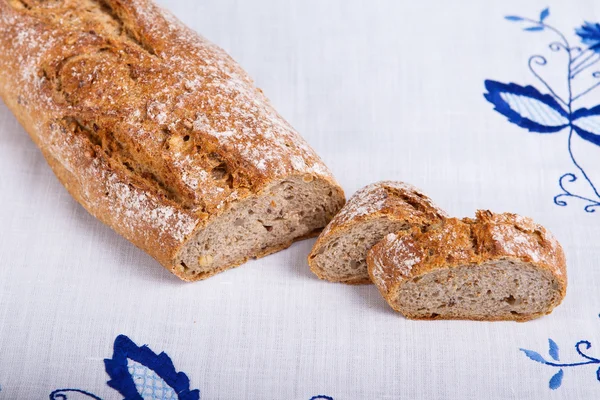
[0,0,345,280]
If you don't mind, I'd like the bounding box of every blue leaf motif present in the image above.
[524,26,544,32]
[505,15,524,22]
[520,349,547,363]
[519,338,600,391]
[540,8,550,22]
[549,369,564,390]
[104,335,200,400]
[483,80,569,133]
[549,339,560,361]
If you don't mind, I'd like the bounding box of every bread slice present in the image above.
[367,210,567,321]
[0,0,345,281]
[308,181,447,284]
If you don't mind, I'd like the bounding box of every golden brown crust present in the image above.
[308,181,447,284]
[367,210,567,321]
[0,0,344,279]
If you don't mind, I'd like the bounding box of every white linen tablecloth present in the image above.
[1,1,600,399]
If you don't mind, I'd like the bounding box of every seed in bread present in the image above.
[308,181,447,284]
[367,210,567,321]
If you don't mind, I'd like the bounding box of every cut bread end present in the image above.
[309,218,409,284]
[308,181,446,284]
[175,176,344,281]
[390,260,564,321]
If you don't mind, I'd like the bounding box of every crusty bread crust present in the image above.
[308,181,447,284]
[0,0,344,280]
[367,210,567,321]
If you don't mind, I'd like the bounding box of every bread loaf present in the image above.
[308,181,446,284]
[0,0,345,280]
[367,210,567,321]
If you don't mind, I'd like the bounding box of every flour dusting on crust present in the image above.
[368,210,567,298]
[320,181,446,238]
[479,211,562,270]
[0,0,343,275]
[368,232,423,293]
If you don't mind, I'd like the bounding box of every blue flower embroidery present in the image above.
[576,22,600,50]
[104,335,200,400]
[484,7,600,212]
[50,334,334,399]
[520,338,600,390]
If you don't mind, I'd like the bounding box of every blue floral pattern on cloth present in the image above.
[50,334,334,400]
[521,338,600,390]
[484,7,600,212]
[104,335,200,400]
